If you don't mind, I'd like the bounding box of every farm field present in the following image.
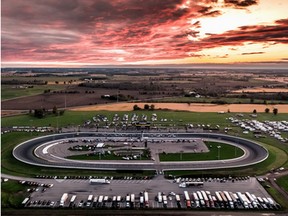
[70,102,288,113]
[2,69,287,110]
[232,87,288,93]
[1,84,66,100]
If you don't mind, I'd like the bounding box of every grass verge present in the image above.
[277,175,288,193]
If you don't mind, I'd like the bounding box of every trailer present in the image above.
[125,194,130,208]
[140,196,144,204]
[196,191,203,201]
[70,195,77,206]
[196,191,205,207]
[158,192,163,203]
[207,194,215,208]
[257,197,264,203]
[175,194,181,202]
[163,195,168,206]
[116,196,121,209]
[237,192,249,209]
[130,194,135,208]
[183,191,191,209]
[201,191,209,202]
[87,195,93,202]
[245,192,254,202]
[219,191,227,204]
[224,191,234,209]
[144,192,149,208]
[192,192,199,201]
[267,197,275,206]
[185,181,204,187]
[201,191,210,206]
[229,192,237,203]
[60,193,69,207]
[215,192,223,203]
[93,196,98,207]
[98,195,104,204]
[89,179,110,184]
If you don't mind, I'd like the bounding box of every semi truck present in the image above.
[60,193,69,207]
[158,192,163,203]
[130,194,135,208]
[89,179,110,184]
[144,191,149,208]
[86,194,93,207]
[183,191,191,208]
[163,195,168,207]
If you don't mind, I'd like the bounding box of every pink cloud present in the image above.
[2,0,285,65]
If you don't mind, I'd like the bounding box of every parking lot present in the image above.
[22,175,279,210]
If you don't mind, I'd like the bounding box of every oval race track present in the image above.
[13,132,268,171]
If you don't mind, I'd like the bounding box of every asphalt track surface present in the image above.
[13,132,268,171]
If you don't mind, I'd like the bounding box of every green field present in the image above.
[1,111,288,177]
[1,84,66,100]
[2,110,287,129]
[159,141,244,161]
[1,180,29,208]
[277,175,288,193]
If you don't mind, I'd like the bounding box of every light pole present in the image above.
[30,119,33,136]
[180,150,183,161]
[217,145,221,159]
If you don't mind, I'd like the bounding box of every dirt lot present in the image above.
[70,102,288,113]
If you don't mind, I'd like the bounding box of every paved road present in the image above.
[13,132,268,171]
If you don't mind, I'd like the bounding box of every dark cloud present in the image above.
[1,0,284,64]
[201,18,288,47]
[241,52,265,55]
[224,0,258,8]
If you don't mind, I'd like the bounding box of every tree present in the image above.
[52,106,58,115]
[144,104,150,110]
[253,109,257,114]
[34,108,45,118]
[150,104,155,111]
[133,104,141,111]
[265,108,270,113]
[273,108,278,115]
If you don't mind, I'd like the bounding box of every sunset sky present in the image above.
[1,0,288,67]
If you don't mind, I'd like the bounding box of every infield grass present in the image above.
[159,141,244,161]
